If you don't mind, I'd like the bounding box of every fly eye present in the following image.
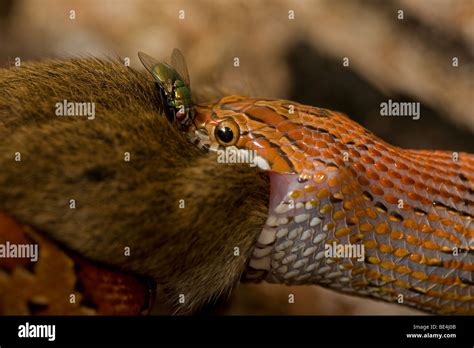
[176,105,186,120]
[215,119,239,146]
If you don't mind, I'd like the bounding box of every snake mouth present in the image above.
[194,128,213,152]
[185,122,210,152]
[182,103,213,152]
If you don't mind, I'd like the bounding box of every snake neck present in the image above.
[244,147,474,315]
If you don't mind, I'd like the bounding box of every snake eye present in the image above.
[215,119,239,146]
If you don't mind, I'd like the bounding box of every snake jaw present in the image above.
[191,128,211,152]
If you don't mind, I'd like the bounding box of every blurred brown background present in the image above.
[0,0,473,315]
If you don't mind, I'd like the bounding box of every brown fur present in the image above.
[0,58,270,313]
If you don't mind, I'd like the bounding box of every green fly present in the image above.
[138,49,194,129]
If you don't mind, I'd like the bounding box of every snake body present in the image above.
[191,95,473,315]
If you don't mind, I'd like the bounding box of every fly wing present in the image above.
[138,51,175,93]
[170,48,191,89]
[138,51,160,75]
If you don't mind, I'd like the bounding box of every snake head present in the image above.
[189,95,314,173]
[187,96,271,170]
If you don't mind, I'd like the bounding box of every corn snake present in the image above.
[189,95,474,315]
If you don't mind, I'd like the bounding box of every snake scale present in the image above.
[188,96,473,315]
